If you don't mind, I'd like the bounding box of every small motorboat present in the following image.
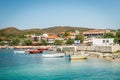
[14,50,26,53]
[41,53,65,58]
[70,55,87,60]
[27,49,43,54]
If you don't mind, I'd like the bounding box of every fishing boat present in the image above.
[27,49,43,54]
[41,53,65,58]
[70,55,87,60]
[14,50,26,53]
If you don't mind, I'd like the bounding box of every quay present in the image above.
[0,45,120,60]
[56,45,120,60]
[0,45,120,53]
[56,45,120,53]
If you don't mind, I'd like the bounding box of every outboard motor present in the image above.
[65,54,71,60]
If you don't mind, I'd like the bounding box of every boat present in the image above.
[14,50,26,53]
[70,55,87,60]
[41,53,65,58]
[40,47,49,50]
[27,49,43,54]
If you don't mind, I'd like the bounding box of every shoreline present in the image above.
[88,51,120,61]
[0,45,120,61]
[0,45,51,49]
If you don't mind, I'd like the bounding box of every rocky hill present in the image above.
[0,26,93,36]
[0,27,22,35]
[42,26,92,34]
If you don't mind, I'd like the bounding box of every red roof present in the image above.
[83,30,105,35]
[46,35,58,39]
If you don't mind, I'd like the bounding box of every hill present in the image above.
[0,26,93,36]
[0,27,22,35]
[22,28,43,35]
[42,26,92,34]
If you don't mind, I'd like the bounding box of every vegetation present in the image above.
[1,27,120,46]
[103,33,115,38]
[0,41,5,46]
[42,26,92,34]
[75,34,84,43]
[40,39,48,45]
[63,32,70,37]
[65,39,74,45]
[22,39,32,46]
[114,29,120,44]
[9,38,20,46]
[116,29,120,38]
[54,40,63,45]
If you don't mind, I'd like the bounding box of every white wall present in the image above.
[92,38,114,46]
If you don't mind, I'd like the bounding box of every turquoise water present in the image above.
[0,49,120,80]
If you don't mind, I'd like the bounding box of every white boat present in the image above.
[41,53,65,58]
[14,50,26,53]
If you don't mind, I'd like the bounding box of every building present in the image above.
[42,33,48,38]
[46,35,58,44]
[83,30,105,39]
[31,35,41,41]
[92,38,114,46]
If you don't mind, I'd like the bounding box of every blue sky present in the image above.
[0,0,120,29]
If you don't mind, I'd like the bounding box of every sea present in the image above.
[0,49,120,80]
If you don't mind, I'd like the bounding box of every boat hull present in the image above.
[42,53,65,58]
[14,50,26,53]
[27,49,43,54]
[70,55,87,60]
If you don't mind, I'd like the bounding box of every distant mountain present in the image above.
[0,26,93,36]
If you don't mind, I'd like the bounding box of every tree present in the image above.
[75,34,84,43]
[10,38,20,46]
[116,29,120,38]
[54,40,63,45]
[103,33,115,38]
[114,29,120,44]
[114,38,120,44]
[23,39,32,46]
[41,39,48,45]
[65,39,74,45]
[0,41,5,46]
[63,32,70,37]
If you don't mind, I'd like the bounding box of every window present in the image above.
[103,40,105,43]
[106,40,109,43]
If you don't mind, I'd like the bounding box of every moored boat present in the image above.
[41,53,65,58]
[70,55,87,60]
[27,49,43,54]
[14,50,26,53]
[39,47,49,50]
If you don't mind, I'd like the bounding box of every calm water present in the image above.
[0,49,120,80]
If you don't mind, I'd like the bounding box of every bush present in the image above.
[65,39,74,45]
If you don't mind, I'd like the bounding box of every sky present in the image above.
[0,0,120,29]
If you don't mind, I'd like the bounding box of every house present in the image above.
[31,35,41,41]
[83,29,115,39]
[83,29,105,39]
[92,38,114,46]
[46,35,58,44]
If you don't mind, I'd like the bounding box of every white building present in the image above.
[92,38,114,46]
[42,33,48,38]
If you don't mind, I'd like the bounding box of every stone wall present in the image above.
[57,45,120,53]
